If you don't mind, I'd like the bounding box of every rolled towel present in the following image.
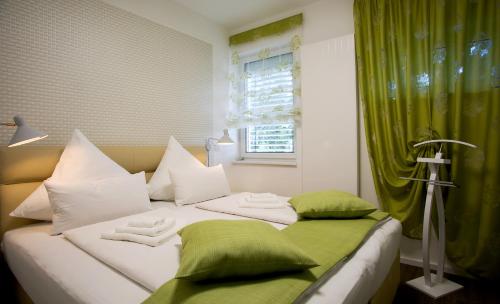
[249,192,277,199]
[128,216,165,228]
[101,229,177,247]
[238,198,286,209]
[116,218,175,237]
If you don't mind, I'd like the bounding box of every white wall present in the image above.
[301,35,358,194]
[213,0,358,196]
[0,0,213,146]
[101,0,230,140]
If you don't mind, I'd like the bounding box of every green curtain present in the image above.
[354,0,499,279]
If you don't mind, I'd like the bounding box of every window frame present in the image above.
[238,46,297,161]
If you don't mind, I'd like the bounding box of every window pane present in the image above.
[244,52,295,154]
[246,124,294,153]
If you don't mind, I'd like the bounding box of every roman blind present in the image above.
[226,14,302,157]
[226,15,302,130]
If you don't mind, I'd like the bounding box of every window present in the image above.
[241,52,296,159]
[246,124,294,153]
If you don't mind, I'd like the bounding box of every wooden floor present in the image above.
[393,264,499,304]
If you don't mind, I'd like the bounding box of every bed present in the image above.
[0,146,402,304]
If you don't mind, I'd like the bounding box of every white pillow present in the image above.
[10,129,128,221]
[169,164,231,206]
[45,172,151,234]
[147,136,205,201]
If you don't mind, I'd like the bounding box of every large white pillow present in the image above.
[10,129,128,221]
[46,172,151,234]
[169,164,231,206]
[147,136,205,201]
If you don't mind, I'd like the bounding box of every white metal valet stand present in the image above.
[401,139,476,298]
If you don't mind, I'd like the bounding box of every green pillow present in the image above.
[175,220,318,281]
[289,190,377,219]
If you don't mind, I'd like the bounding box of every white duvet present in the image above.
[63,196,289,292]
[64,208,182,291]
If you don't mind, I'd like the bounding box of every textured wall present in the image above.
[0,0,212,146]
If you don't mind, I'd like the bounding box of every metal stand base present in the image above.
[406,274,463,299]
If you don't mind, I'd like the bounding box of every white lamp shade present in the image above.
[8,116,48,147]
[217,129,234,145]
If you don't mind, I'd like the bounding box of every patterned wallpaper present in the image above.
[0,0,212,146]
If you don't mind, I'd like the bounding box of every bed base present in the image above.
[14,281,32,304]
[7,254,400,304]
[370,252,400,304]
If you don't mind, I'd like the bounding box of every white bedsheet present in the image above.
[2,201,401,304]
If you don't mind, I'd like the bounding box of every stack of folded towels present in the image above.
[101,216,176,247]
[238,193,286,209]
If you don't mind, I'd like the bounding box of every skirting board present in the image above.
[399,256,468,277]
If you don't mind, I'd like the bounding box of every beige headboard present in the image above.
[0,146,206,239]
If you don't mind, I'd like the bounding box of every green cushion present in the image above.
[175,220,318,281]
[289,190,377,219]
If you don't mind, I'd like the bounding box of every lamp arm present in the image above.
[205,137,219,151]
[1,122,17,127]
[205,137,221,167]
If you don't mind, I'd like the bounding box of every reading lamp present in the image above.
[1,115,48,147]
[205,129,234,166]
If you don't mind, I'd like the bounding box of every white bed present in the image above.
[2,200,401,304]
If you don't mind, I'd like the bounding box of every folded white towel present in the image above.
[116,218,175,237]
[101,229,177,247]
[238,198,286,209]
[249,192,277,199]
[245,197,281,204]
[128,216,165,228]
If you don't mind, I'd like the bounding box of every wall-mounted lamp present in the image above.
[215,129,235,145]
[1,115,48,147]
[205,129,234,166]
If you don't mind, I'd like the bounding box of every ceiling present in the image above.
[172,0,320,30]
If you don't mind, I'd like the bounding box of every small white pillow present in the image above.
[10,130,128,221]
[45,172,152,234]
[147,136,205,201]
[169,164,231,206]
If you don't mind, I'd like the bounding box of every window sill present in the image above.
[232,159,297,167]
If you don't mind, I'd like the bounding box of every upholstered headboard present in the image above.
[0,146,206,239]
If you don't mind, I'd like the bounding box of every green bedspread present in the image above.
[144,211,389,304]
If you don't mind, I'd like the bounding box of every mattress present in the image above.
[2,201,401,304]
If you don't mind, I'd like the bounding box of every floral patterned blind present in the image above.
[226,15,303,129]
